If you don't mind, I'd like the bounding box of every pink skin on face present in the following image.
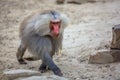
[50,21,61,37]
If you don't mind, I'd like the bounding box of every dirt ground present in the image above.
[0,0,120,80]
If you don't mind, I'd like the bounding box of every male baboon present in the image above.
[16,10,69,76]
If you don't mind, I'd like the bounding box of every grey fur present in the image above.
[19,10,68,56]
[16,10,68,76]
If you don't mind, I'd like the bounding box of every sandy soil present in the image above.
[0,0,120,80]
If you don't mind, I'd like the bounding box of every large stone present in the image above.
[3,69,41,80]
[56,0,65,4]
[67,0,96,4]
[16,75,68,80]
[89,49,120,64]
[56,0,96,4]
[111,24,120,50]
[56,0,115,4]
[3,69,69,80]
[0,73,9,80]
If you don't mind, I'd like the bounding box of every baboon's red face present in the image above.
[50,20,61,37]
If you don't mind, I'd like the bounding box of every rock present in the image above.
[56,0,114,4]
[3,69,41,80]
[0,74,9,80]
[89,49,120,64]
[56,0,96,4]
[67,0,96,4]
[16,75,69,80]
[3,69,68,80]
[111,24,120,50]
[56,0,65,4]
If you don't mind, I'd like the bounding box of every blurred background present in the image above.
[0,0,120,80]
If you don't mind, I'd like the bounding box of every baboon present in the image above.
[16,10,69,76]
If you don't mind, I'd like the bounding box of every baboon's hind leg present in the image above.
[16,42,27,64]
